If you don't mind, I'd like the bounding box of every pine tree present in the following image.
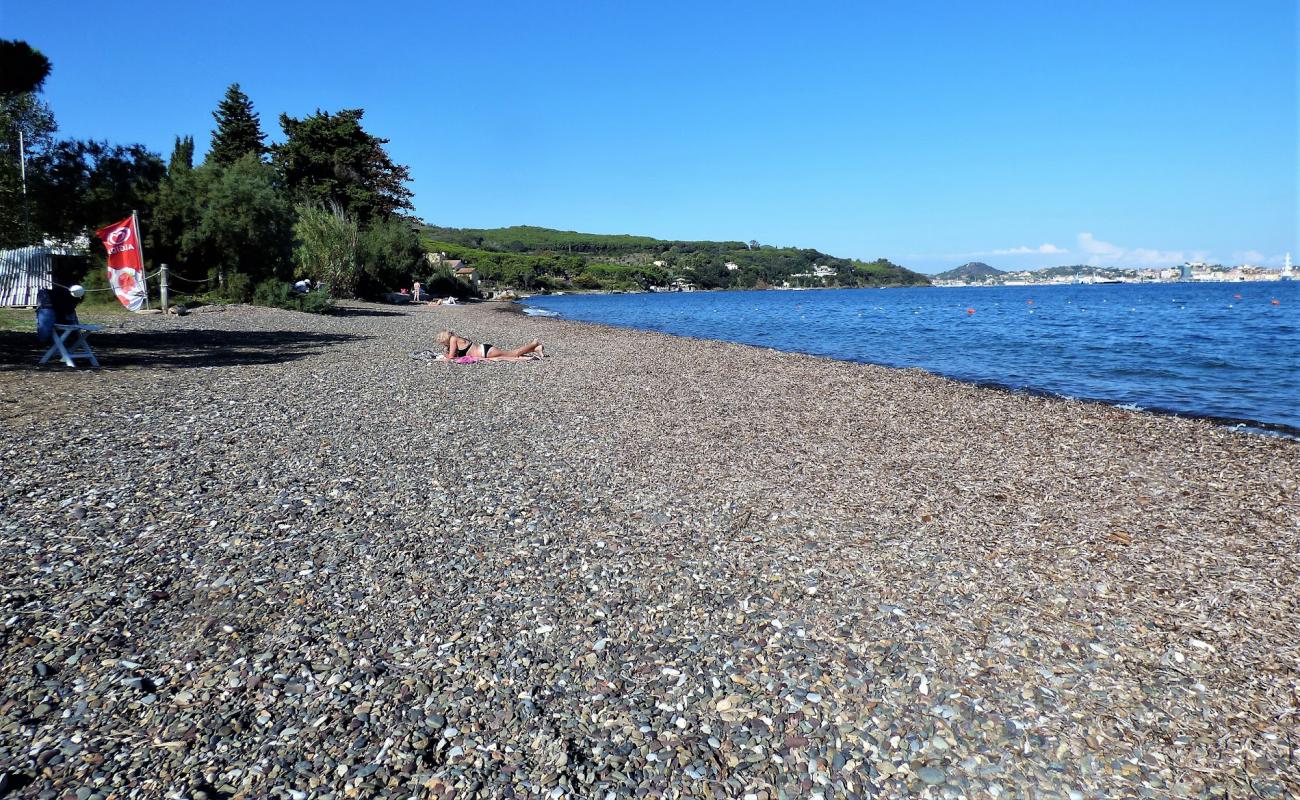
[169,134,195,173]
[207,83,266,166]
[273,108,413,223]
[152,136,200,275]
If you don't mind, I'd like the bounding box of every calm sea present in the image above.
[523,282,1300,434]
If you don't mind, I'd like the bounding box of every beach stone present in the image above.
[918,766,946,785]
[0,299,1293,799]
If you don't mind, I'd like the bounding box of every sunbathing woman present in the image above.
[435,330,545,360]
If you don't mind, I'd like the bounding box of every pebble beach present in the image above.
[1,301,1297,799]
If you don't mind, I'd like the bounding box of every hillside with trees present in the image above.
[420,225,932,292]
[933,262,1005,281]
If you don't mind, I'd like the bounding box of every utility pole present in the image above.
[18,129,31,244]
[160,263,170,312]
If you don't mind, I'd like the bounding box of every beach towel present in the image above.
[410,350,487,364]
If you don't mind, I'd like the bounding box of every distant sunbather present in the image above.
[435,330,545,360]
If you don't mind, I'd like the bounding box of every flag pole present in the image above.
[133,209,150,310]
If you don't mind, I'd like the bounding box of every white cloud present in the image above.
[1231,250,1289,267]
[1076,232,1196,267]
[987,243,1068,256]
[905,243,1070,260]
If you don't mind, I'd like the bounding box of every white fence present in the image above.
[0,246,86,306]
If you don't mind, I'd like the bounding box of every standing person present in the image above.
[434,330,544,360]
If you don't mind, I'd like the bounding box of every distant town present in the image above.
[932,254,1294,287]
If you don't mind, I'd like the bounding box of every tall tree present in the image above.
[167,134,195,173]
[27,140,164,245]
[183,153,293,286]
[0,40,56,247]
[150,136,201,276]
[0,39,51,97]
[273,108,413,223]
[357,215,425,296]
[207,83,266,166]
[0,92,56,247]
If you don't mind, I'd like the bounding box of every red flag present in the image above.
[96,215,148,311]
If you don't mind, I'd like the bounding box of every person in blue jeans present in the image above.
[36,267,85,343]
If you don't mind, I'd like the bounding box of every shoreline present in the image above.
[518,300,1300,439]
[2,301,1296,797]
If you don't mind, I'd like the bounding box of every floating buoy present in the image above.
[1233,293,1242,300]
[1271,298,1281,305]
[966,308,976,314]
[1026,299,1034,305]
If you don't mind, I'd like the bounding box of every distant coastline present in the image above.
[930,258,1294,287]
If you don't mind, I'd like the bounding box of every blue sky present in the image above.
[5,0,1296,273]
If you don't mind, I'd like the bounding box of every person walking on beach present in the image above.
[435,330,545,360]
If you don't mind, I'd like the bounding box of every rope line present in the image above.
[165,273,217,284]
[51,282,114,292]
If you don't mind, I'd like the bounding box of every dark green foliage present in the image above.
[421,266,477,299]
[420,226,931,291]
[0,40,51,96]
[422,225,665,256]
[357,216,426,296]
[575,263,669,291]
[252,279,335,313]
[0,92,57,247]
[27,140,165,242]
[293,202,360,298]
[150,136,200,278]
[933,261,1005,281]
[168,135,195,173]
[252,278,292,307]
[207,84,267,166]
[182,154,294,287]
[220,272,253,302]
[299,289,335,313]
[274,108,413,223]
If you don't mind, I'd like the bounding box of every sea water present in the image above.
[524,282,1299,434]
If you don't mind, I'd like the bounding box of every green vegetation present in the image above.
[253,279,334,313]
[0,307,34,331]
[4,40,927,307]
[274,108,414,224]
[206,83,267,166]
[2,46,423,309]
[294,202,359,298]
[0,40,51,97]
[419,225,931,292]
[933,261,1005,281]
[0,302,130,332]
[424,225,665,256]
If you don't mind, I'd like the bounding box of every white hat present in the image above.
[69,285,86,298]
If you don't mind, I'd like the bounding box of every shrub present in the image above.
[358,217,425,298]
[299,290,334,314]
[294,202,360,298]
[251,278,335,314]
[252,279,293,308]
[221,272,252,302]
[422,266,477,299]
